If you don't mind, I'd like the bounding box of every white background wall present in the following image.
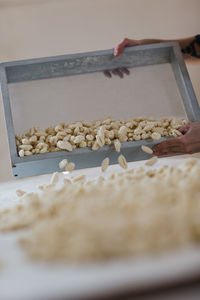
[0,0,200,182]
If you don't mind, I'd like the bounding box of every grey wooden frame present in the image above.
[0,42,200,178]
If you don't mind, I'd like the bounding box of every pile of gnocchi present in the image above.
[16,116,187,157]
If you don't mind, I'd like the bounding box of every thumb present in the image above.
[178,123,191,134]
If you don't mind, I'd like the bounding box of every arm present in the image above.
[113,37,200,156]
[114,36,200,65]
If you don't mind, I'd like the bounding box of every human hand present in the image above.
[153,122,200,156]
[103,38,141,79]
[103,67,130,79]
[114,38,142,57]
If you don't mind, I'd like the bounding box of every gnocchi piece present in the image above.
[145,156,158,166]
[29,135,37,143]
[49,136,58,145]
[16,190,26,197]
[86,134,94,141]
[141,133,148,140]
[73,174,86,182]
[19,145,33,151]
[118,154,128,169]
[134,128,143,135]
[74,135,84,144]
[151,132,161,140]
[65,162,75,172]
[134,135,141,141]
[105,138,111,145]
[96,135,105,147]
[57,141,73,151]
[22,138,30,145]
[92,142,99,151]
[114,139,121,153]
[171,129,182,137]
[19,149,25,157]
[98,126,106,136]
[79,141,87,148]
[101,157,109,172]
[118,134,128,142]
[24,151,32,156]
[59,159,68,169]
[118,125,128,136]
[50,172,59,185]
[36,142,46,150]
[107,130,115,139]
[141,145,153,155]
[40,147,48,154]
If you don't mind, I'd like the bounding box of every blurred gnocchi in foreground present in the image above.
[1,158,199,262]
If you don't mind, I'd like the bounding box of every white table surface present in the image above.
[0,154,200,300]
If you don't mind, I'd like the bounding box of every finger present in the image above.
[153,141,184,156]
[120,67,130,75]
[103,70,112,78]
[153,138,185,156]
[112,69,124,78]
[153,142,185,156]
[114,38,139,56]
[114,43,125,57]
[186,143,200,154]
[178,123,191,134]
